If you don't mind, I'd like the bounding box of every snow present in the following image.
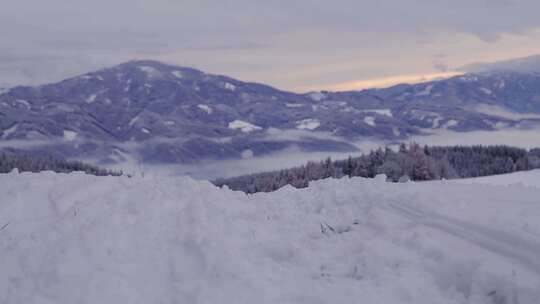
[63,130,77,141]
[171,70,184,78]
[442,119,458,129]
[392,126,401,137]
[141,128,151,134]
[361,109,393,117]
[296,119,321,130]
[363,116,376,127]
[15,99,30,109]
[54,104,75,112]
[228,120,262,133]
[285,103,303,108]
[1,124,18,138]
[86,94,97,104]
[128,115,140,127]
[459,75,479,82]
[480,87,493,95]
[454,170,540,188]
[412,127,540,149]
[223,82,236,91]
[473,104,540,120]
[241,149,254,159]
[124,79,132,92]
[137,66,160,77]
[396,92,411,101]
[197,104,213,114]
[1,171,540,303]
[341,106,355,113]
[416,84,434,96]
[308,92,326,101]
[163,120,175,126]
[432,115,443,128]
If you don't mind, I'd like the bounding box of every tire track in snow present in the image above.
[386,202,540,275]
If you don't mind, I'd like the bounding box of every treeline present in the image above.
[0,152,122,176]
[214,144,540,194]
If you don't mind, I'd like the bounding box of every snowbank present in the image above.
[1,170,540,303]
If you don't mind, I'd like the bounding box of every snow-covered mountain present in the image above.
[2,170,540,303]
[1,60,540,163]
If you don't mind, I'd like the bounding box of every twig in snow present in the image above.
[320,222,336,235]
[324,222,336,233]
[0,222,10,232]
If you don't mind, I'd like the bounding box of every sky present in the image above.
[1,0,540,92]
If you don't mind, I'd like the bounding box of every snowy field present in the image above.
[453,170,540,188]
[1,170,540,303]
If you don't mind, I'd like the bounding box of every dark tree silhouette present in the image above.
[0,151,121,176]
[214,144,540,194]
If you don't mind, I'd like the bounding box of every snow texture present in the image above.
[1,170,539,303]
[361,109,393,117]
[416,84,434,96]
[241,149,254,159]
[285,103,303,108]
[2,124,18,138]
[86,94,97,104]
[296,119,321,130]
[480,87,493,95]
[473,104,540,121]
[308,92,326,101]
[197,104,213,114]
[228,120,262,133]
[443,119,459,129]
[128,115,140,127]
[63,130,78,141]
[223,82,236,91]
[364,116,376,127]
[137,66,160,77]
[15,99,30,109]
[171,71,184,78]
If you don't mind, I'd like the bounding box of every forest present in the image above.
[0,151,121,176]
[214,143,540,194]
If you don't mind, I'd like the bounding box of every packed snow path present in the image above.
[1,171,540,303]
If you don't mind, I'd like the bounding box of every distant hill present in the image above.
[1,60,540,164]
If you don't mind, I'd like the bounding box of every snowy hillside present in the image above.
[1,170,539,303]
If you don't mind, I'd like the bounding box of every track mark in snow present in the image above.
[0,222,9,232]
[387,202,540,274]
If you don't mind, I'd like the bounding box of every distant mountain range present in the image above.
[1,60,540,164]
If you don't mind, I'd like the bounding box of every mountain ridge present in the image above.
[1,60,540,164]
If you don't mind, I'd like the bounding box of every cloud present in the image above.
[262,128,346,142]
[182,42,270,52]
[459,54,540,73]
[432,61,449,73]
[313,71,462,92]
[2,1,540,90]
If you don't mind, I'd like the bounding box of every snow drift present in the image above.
[1,170,540,303]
